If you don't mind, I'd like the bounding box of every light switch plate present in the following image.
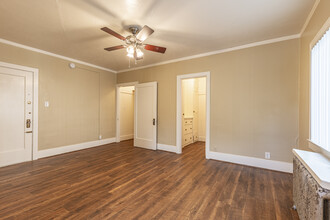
[44,101,49,108]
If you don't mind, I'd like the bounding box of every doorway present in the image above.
[0,61,38,167]
[117,85,135,142]
[176,72,210,157]
[181,77,206,148]
[116,81,158,150]
[116,82,137,142]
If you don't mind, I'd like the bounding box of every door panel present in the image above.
[0,74,25,151]
[0,66,33,167]
[134,82,157,150]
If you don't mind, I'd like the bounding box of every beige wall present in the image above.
[0,42,116,150]
[118,39,300,162]
[299,0,330,150]
[0,24,303,162]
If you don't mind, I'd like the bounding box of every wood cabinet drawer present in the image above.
[183,134,193,145]
[183,125,193,134]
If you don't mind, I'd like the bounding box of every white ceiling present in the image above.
[0,0,315,72]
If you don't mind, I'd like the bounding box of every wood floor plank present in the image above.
[0,140,299,219]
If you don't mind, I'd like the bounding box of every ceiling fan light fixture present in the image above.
[126,45,134,54]
[101,25,166,63]
[136,48,143,58]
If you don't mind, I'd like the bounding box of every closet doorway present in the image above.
[176,72,210,157]
[116,82,137,142]
[116,81,158,150]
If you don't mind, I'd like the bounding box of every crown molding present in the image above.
[117,34,300,73]
[299,0,321,36]
[1,14,314,75]
[118,0,319,74]
[0,0,319,74]
[0,38,117,73]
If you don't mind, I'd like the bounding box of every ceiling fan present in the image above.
[101,25,166,61]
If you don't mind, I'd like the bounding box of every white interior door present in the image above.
[134,82,157,150]
[0,66,33,167]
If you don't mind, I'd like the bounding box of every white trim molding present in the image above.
[37,137,116,159]
[0,38,116,73]
[120,134,134,141]
[32,66,39,161]
[1,33,303,75]
[177,72,211,156]
[208,151,293,173]
[198,136,206,142]
[117,34,300,73]
[299,0,321,36]
[157,144,178,153]
[0,61,39,162]
[309,17,330,49]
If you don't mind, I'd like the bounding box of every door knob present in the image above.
[153,118,156,125]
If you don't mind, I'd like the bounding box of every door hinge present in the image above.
[26,119,31,128]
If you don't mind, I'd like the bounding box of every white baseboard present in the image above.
[120,134,134,141]
[157,143,178,153]
[37,137,116,159]
[207,151,293,173]
[0,157,31,168]
[198,136,206,141]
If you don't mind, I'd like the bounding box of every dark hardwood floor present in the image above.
[0,140,299,220]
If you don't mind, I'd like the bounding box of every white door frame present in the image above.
[0,61,39,160]
[116,81,138,142]
[176,72,210,157]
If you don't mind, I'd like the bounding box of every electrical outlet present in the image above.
[265,152,270,159]
[99,135,102,140]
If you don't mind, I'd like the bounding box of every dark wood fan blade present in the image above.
[136,25,154,42]
[144,44,166,53]
[101,27,126,41]
[104,45,125,51]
